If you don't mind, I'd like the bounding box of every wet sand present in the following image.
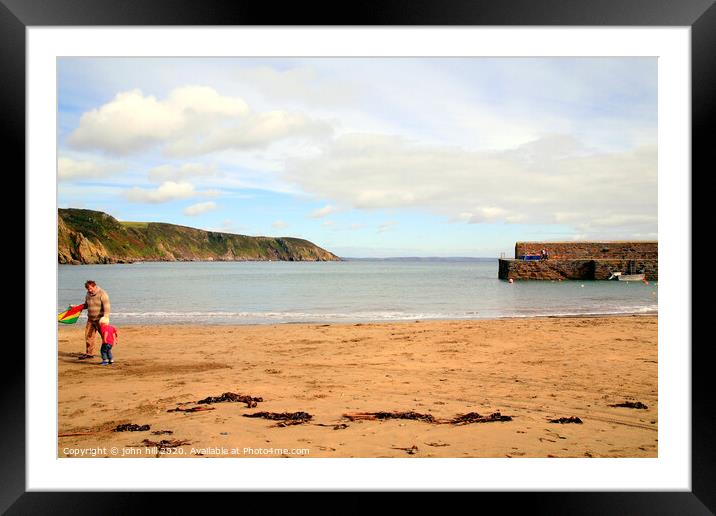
[57,315,657,458]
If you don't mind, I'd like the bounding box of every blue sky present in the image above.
[58,57,657,257]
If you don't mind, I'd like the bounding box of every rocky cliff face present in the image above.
[58,208,341,264]
[57,214,117,264]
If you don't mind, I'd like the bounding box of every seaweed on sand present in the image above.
[342,410,513,425]
[114,423,151,432]
[167,405,215,413]
[243,411,313,427]
[448,412,513,425]
[343,411,436,423]
[609,401,648,409]
[548,416,583,424]
[196,392,264,408]
[391,445,419,455]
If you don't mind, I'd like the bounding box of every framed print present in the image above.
[6,0,715,513]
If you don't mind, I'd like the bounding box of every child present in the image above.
[98,316,118,365]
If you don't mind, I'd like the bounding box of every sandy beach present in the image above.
[57,315,657,458]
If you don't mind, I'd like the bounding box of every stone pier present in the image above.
[498,241,658,281]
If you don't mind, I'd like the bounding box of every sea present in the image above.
[57,258,658,326]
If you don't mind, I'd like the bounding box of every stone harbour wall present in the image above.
[499,241,658,281]
[498,259,658,281]
[498,259,596,281]
[515,241,657,260]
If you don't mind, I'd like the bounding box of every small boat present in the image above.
[609,260,646,281]
[618,273,646,281]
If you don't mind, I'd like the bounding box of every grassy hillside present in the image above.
[58,208,341,264]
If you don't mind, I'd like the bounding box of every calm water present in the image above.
[58,259,658,325]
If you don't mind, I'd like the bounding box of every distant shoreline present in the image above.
[59,256,501,264]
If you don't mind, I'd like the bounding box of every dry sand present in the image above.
[57,315,657,458]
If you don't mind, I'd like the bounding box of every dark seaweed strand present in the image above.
[243,411,313,421]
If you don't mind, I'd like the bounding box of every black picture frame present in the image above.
[6,0,714,513]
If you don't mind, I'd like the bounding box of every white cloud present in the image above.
[588,214,657,228]
[148,163,218,183]
[168,85,249,116]
[68,89,190,154]
[237,66,359,107]
[123,181,196,203]
[464,207,509,224]
[309,204,338,218]
[165,110,331,157]
[183,201,217,216]
[68,86,332,157]
[284,133,657,237]
[272,220,288,229]
[58,156,122,181]
[569,214,658,240]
